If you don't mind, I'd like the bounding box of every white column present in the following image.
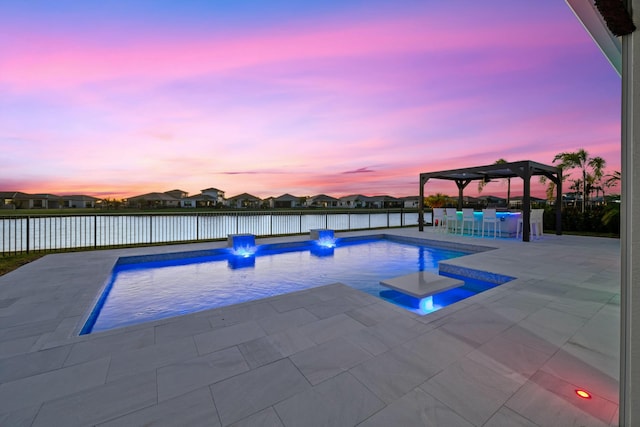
[621,1,640,425]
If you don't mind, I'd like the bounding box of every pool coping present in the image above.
[76,233,504,336]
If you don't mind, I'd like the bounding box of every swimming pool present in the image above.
[81,236,512,334]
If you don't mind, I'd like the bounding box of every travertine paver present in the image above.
[106,335,198,381]
[228,407,283,427]
[99,387,220,427]
[210,358,311,425]
[257,307,318,334]
[237,336,285,369]
[32,371,157,427]
[157,346,249,402]
[0,345,71,383]
[274,372,384,426]
[0,229,621,426]
[350,347,441,404]
[289,336,372,385]
[357,388,474,427]
[483,407,540,427]
[0,357,110,412]
[466,334,550,379]
[420,357,523,425]
[194,320,266,355]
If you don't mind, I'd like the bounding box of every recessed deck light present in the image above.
[575,389,592,399]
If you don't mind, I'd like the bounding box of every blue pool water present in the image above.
[81,237,509,334]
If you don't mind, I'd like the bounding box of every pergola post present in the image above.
[455,179,472,210]
[555,169,563,235]
[522,166,531,242]
[418,175,426,231]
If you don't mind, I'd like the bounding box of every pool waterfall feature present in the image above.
[227,234,257,268]
[228,234,257,257]
[310,229,336,257]
[310,229,336,247]
[228,231,337,261]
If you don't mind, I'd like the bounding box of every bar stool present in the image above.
[517,209,544,239]
[460,208,476,236]
[432,208,446,233]
[531,209,544,238]
[446,209,460,234]
[481,208,500,238]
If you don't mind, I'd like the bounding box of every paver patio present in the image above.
[0,228,620,426]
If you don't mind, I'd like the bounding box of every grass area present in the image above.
[0,253,44,277]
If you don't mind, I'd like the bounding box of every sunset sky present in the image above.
[1,0,621,200]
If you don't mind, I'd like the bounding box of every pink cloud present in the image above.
[1,11,587,93]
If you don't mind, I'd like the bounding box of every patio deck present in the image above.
[0,228,620,426]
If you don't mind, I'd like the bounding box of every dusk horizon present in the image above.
[1,0,622,201]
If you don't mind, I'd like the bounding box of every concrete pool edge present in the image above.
[111,233,497,267]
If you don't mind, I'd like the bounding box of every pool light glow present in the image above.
[419,296,434,311]
[234,247,256,258]
[317,238,336,248]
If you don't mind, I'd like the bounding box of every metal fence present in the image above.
[0,209,420,255]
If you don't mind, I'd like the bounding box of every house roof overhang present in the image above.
[565,0,635,76]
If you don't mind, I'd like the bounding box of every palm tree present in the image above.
[605,170,621,189]
[602,171,621,227]
[477,158,511,205]
[553,149,606,212]
[587,156,607,200]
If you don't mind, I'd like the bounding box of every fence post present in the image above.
[387,210,390,228]
[325,213,328,229]
[94,215,97,248]
[196,213,199,241]
[299,212,302,233]
[149,215,153,244]
[26,216,30,254]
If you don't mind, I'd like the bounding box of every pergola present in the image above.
[417,160,562,242]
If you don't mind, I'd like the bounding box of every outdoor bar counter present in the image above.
[439,210,524,238]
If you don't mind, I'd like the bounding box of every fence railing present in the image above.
[0,209,420,255]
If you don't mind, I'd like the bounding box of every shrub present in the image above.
[543,205,619,236]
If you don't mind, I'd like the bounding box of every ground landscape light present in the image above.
[575,389,592,399]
